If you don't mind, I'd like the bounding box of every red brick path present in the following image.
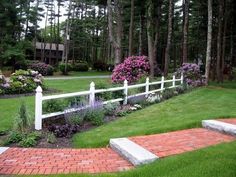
[218,118,236,125]
[0,120,235,175]
[0,148,133,175]
[130,128,235,158]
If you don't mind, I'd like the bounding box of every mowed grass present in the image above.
[25,141,236,177]
[0,78,108,132]
[73,85,236,148]
[44,78,109,93]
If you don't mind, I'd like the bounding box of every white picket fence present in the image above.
[35,74,183,130]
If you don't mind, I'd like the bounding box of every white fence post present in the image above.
[181,73,184,84]
[161,76,164,93]
[35,86,43,130]
[145,77,150,96]
[89,82,95,107]
[123,80,128,105]
[172,75,176,87]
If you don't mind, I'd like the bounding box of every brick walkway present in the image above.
[129,128,234,157]
[0,148,133,175]
[0,120,235,175]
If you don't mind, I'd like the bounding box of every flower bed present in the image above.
[0,69,44,95]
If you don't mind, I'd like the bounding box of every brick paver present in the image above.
[218,118,236,125]
[129,128,235,158]
[0,148,133,175]
[0,125,235,175]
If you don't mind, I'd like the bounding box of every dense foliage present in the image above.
[178,63,206,87]
[112,56,150,84]
[72,62,89,72]
[28,62,54,76]
[0,69,44,95]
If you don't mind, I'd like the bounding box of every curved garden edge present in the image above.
[72,86,236,148]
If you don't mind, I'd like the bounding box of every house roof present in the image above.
[36,42,64,51]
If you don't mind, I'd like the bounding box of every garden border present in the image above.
[35,74,183,130]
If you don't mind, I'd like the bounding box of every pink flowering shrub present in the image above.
[177,63,205,87]
[112,56,150,84]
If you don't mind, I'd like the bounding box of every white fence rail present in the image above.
[35,74,183,130]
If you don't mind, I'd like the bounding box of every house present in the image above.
[35,42,64,65]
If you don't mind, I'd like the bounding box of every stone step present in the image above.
[0,147,9,155]
[110,138,158,166]
[202,120,236,136]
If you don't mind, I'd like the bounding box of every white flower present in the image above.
[134,104,142,109]
[34,78,41,83]
[130,107,137,111]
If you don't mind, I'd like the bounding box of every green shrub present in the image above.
[162,89,175,100]
[4,131,23,145]
[72,62,89,72]
[43,99,65,114]
[66,113,84,125]
[232,67,236,80]
[59,63,72,75]
[84,102,104,126]
[103,102,119,116]
[85,110,104,126]
[18,131,41,147]
[95,82,112,100]
[116,110,128,117]
[93,60,107,71]
[66,96,83,107]
[19,136,37,147]
[46,132,56,144]
[14,102,31,133]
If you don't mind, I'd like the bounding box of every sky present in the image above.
[38,1,68,29]
[39,0,183,29]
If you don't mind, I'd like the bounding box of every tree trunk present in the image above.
[138,13,144,56]
[128,0,134,56]
[147,0,155,77]
[205,0,213,85]
[33,0,39,61]
[56,0,61,64]
[182,0,189,63]
[62,0,72,74]
[216,0,224,82]
[24,0,31,38]
[107,0,123,65]
[42,8,49,62]
[164,0,173,76]
[146,0,161,77]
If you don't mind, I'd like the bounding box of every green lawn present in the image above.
[73,85,236,148]
[1,81,236,176]
[0,78,108,132]
[25,141,236,177]
[45,78,108,93]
